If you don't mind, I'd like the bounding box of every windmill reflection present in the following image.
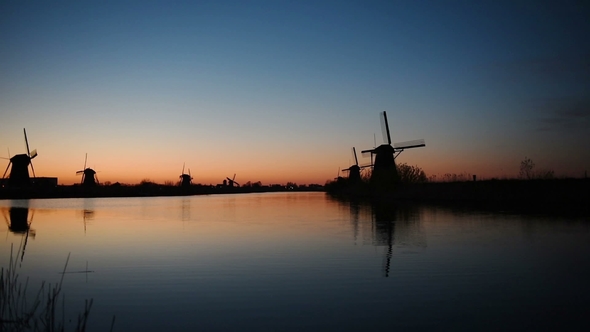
[181,198,191,221]
[372,203,397,277]
[371,203,427,277]
[2,205,36,262]
[338,199,427,277]
[82,209,94,233]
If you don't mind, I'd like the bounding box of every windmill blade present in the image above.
[95,173,99,184]
[394,139,425,150]
[380,111,391,145]
[30,161,36,178]
[84,153,88,170]
[24,128,31,156]
[352,147,359,166]
[76,170,85,174]
[182,162,185,175]
[232,174,236,181]
[361,149,374,158]
[30,149,37,159]
[2,161,11,179]
[234,181,240,186]
[188,169,191,177]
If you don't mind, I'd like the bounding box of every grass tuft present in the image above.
[0,245,97,332]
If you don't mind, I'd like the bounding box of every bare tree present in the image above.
[519,157,535,179]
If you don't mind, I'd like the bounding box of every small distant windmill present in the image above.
[2,129,38,187]
[342,147,370,183]
[361,112,425,184]
[179,163,192,187]
[226,174,239,187]
[76,153,99,186]
[334,168,341,181]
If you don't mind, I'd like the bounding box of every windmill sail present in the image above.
[394,139,425,150]
[380,112,391,145]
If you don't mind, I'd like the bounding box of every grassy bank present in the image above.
[327,178,589,215]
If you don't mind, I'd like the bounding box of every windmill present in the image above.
[334,168,341,181]
[179,163,193,187]
[342,147,370,183]
[2,129,38,187]
[361,112,425,184]
[76,153,99,186]
[226,174,239,187]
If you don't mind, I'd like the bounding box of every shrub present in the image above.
[397,163,428,183]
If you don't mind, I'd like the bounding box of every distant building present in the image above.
[32,177,58,187]
[1,177,57,188]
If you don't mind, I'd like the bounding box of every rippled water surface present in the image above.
[1,192,589,331]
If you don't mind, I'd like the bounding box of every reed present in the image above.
[0,246,94,332]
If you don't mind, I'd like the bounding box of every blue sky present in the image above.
[1,0,588,184]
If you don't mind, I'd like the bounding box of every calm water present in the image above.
[1,192,589,331]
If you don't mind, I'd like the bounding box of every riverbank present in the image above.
[327,178,590,216]
[0,183,324,200]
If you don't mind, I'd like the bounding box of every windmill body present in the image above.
[7,154,33,187]
[347,165,362,182]
[371,144,399,183]
[76,154,99,186]
[2,129,37,187]
[226,174,239,187]
[180,174,192,187]
[179,163,192,187]
[80,168,98,186]
[342,147,366,184]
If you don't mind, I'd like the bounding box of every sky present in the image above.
[1,0,589,185]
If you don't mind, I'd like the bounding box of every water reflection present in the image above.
[334,197,427,277]
[78,209,95,234]
[180,197,190,221]
[0,193,587,331]
[1,202,36,262]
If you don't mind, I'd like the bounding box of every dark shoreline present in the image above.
[2,179,588,217]
[0,184,324,200]
[326,178,590,217]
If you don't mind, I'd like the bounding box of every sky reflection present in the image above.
[1,193,589,331]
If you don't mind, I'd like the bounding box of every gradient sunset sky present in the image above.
[1,0,589,185]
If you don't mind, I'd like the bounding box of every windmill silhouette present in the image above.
[76,153,99,186]
[2,129,38,187]
[342,147,371,183]
[361,112,425,185]
[226,174,239,188]
[179,163,192,187]
[334,168,341,181]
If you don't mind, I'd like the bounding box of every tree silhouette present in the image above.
[519,157,535,179]
[397,163,428,183]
